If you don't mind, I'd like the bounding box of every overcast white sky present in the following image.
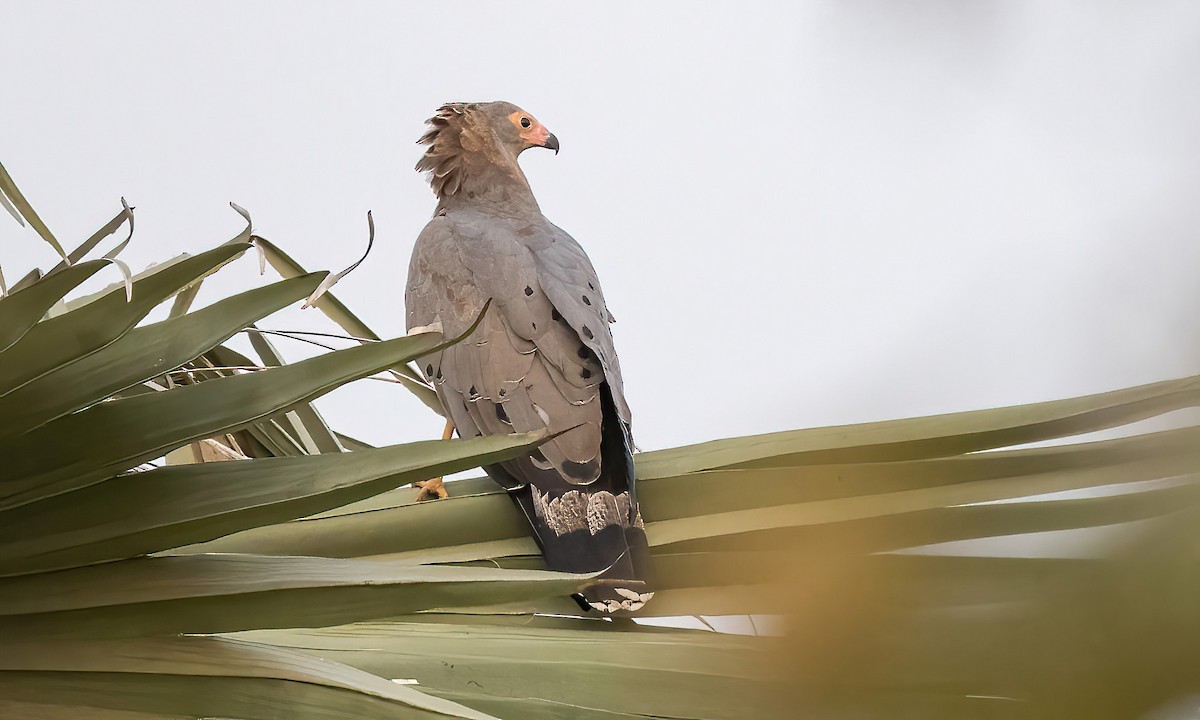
[2,1,1198,452]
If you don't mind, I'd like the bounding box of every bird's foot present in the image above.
[414,419,455,501]
[413,476,448,501]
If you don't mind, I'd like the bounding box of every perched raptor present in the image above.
[405,102,653,613]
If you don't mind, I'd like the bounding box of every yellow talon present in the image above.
[414,476,448,501]
[414,418,455,501]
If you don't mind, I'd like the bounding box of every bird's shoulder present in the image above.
[406,211,542,336]
[406,208,631,426]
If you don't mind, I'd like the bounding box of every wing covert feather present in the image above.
[406,213,608,485]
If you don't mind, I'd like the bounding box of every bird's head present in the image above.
[485,101,560,155]
[416,101,558,198]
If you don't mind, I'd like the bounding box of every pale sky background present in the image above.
[2,1,1198,454]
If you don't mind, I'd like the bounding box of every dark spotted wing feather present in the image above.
[406,212,609,483]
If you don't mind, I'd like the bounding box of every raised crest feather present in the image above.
[414,103,477,199]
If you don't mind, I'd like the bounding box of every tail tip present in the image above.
[574,587,655,614]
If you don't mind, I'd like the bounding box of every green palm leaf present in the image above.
[3,165,1197,719]
[0,259,106,352]
[0,635,494,719]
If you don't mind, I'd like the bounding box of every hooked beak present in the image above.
[541,132,560,155]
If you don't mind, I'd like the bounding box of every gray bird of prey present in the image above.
[404,101,653,613]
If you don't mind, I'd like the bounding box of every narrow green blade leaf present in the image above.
[663,475,1200,557]
[0,183,22,225]
[644,455,1196,549]
[335,431,375,451]
[0,432,547,574]
[300,210,373,309]
[0,635,496,719]
[181,481,528,558]
[0,273,326,438]
[235,620,785,720]
[635,374,1200,477]
[45,205,134,273]
[9,268,42,294]
[253,235,444,415]
[200,344,310,457]
[422,693,654,720]
[166,280,201,319]
[0,554,587,639]
[0,330,445,509]
[55,210,246,314]
[639,426,1198,523]
[253,236,383,342]
[0,259,106,353]
[0,699,185,719]
[0,159,67,259]
[0,244,248,396]
[240,618,761,672]
[424,554,1107,619]
[188,427,1196,561]
[247,326,344,454]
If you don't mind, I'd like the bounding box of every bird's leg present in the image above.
[414,419,455,501]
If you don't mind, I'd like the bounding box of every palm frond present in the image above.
[2,164,1196,719]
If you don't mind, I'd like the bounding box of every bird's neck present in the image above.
[437,150,541,217]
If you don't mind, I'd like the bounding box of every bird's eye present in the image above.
[520,117,532,129]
